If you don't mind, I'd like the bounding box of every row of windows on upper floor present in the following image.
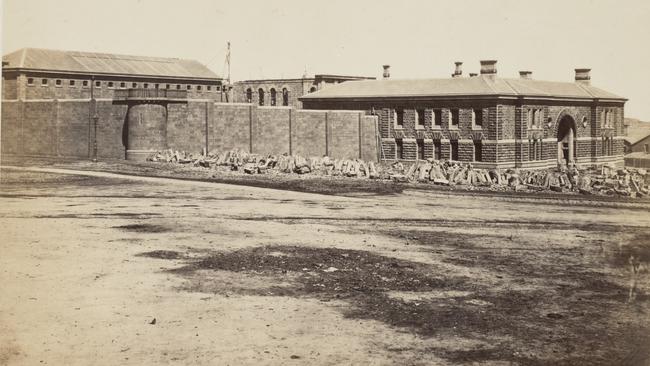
[245,87,291,106]
[25,77,222,92]
[391,108,484,129]
[527,108,619,130]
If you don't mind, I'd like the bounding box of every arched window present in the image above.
[270,88,277,106]
[282,88,289,106]
[246,88,252,103]
[310,86,317,93]
[258,88,264,106]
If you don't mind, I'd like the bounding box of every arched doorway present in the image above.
[557,115,576,165]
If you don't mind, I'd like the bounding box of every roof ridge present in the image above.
[575,82,597,98]
[500,78,519,94]
[19,48,27,68]
[481,77,499,94]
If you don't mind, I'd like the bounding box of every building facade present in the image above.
[301,61,627,169]
[232,74,375,109]
[2,48,225,101]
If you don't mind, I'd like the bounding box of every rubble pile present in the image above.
[147,149,649,198]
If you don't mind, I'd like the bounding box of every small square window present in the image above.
[95,81,101,88]
[55,79,62,87]
[187,85,192,90]
[143,83,149,89]
[69,80,76,87]
[27,77,34,85]
[82,80,89,87]
[107,81,114,88]
[41,78,48,86]
[216,86,221,91]
[176,84,181,90]
[120,82,126,88]
[207,85,212,91]
[132,82,138,88]
[154,83,160,89]
[197,85,202,91]
[165,84,170,89]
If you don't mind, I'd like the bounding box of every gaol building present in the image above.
[301,61,627,169]
[2,48,225,101]
[233,74,375,109]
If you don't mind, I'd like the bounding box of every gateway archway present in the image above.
[557,115,577,165]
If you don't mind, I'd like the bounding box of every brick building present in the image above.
[300,61,627,169]
[232,74,375,109]
[2,48,225,101]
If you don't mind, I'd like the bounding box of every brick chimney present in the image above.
[382,65,390,79]
[452,62,463,78]
[480,60,497,79]
[519,71,532,79]
[575,68,591,85]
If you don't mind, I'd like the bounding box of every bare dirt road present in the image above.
[1,166,649,365]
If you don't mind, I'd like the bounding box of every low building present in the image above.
[301,61,627,169]
[232,74,375,109]
[2,48,225,101]
[623,118,650,154]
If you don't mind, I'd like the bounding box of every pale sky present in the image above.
[2,0,650,120]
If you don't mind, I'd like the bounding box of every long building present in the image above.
[300,61,627,169]
[2,48,225,101]
[233,74,375,109]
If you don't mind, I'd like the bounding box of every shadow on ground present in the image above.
[138,239,650,366]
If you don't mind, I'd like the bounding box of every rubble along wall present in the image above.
[207,103,378,161]
[1,100,379,161]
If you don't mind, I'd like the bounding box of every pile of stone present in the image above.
[147,149,650,198]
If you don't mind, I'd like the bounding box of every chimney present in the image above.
[469,73,478,77]
[519,71,532,79]
[452,61,463,78]
[575,68,591,85]
[382,65,390,79]
[480,60,497,79]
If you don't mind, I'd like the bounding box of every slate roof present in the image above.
[2,48,221,81]
[300,75,625,101]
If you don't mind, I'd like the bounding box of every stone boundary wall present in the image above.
[1,100,379,162]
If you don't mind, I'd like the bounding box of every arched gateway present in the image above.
[557,115,577,165]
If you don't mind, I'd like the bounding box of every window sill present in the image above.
[394,126,404,130]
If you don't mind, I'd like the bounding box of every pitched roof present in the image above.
[300,75,625,101]
[2,48,221,81]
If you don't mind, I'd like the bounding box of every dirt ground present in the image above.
[1,162,650,365]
